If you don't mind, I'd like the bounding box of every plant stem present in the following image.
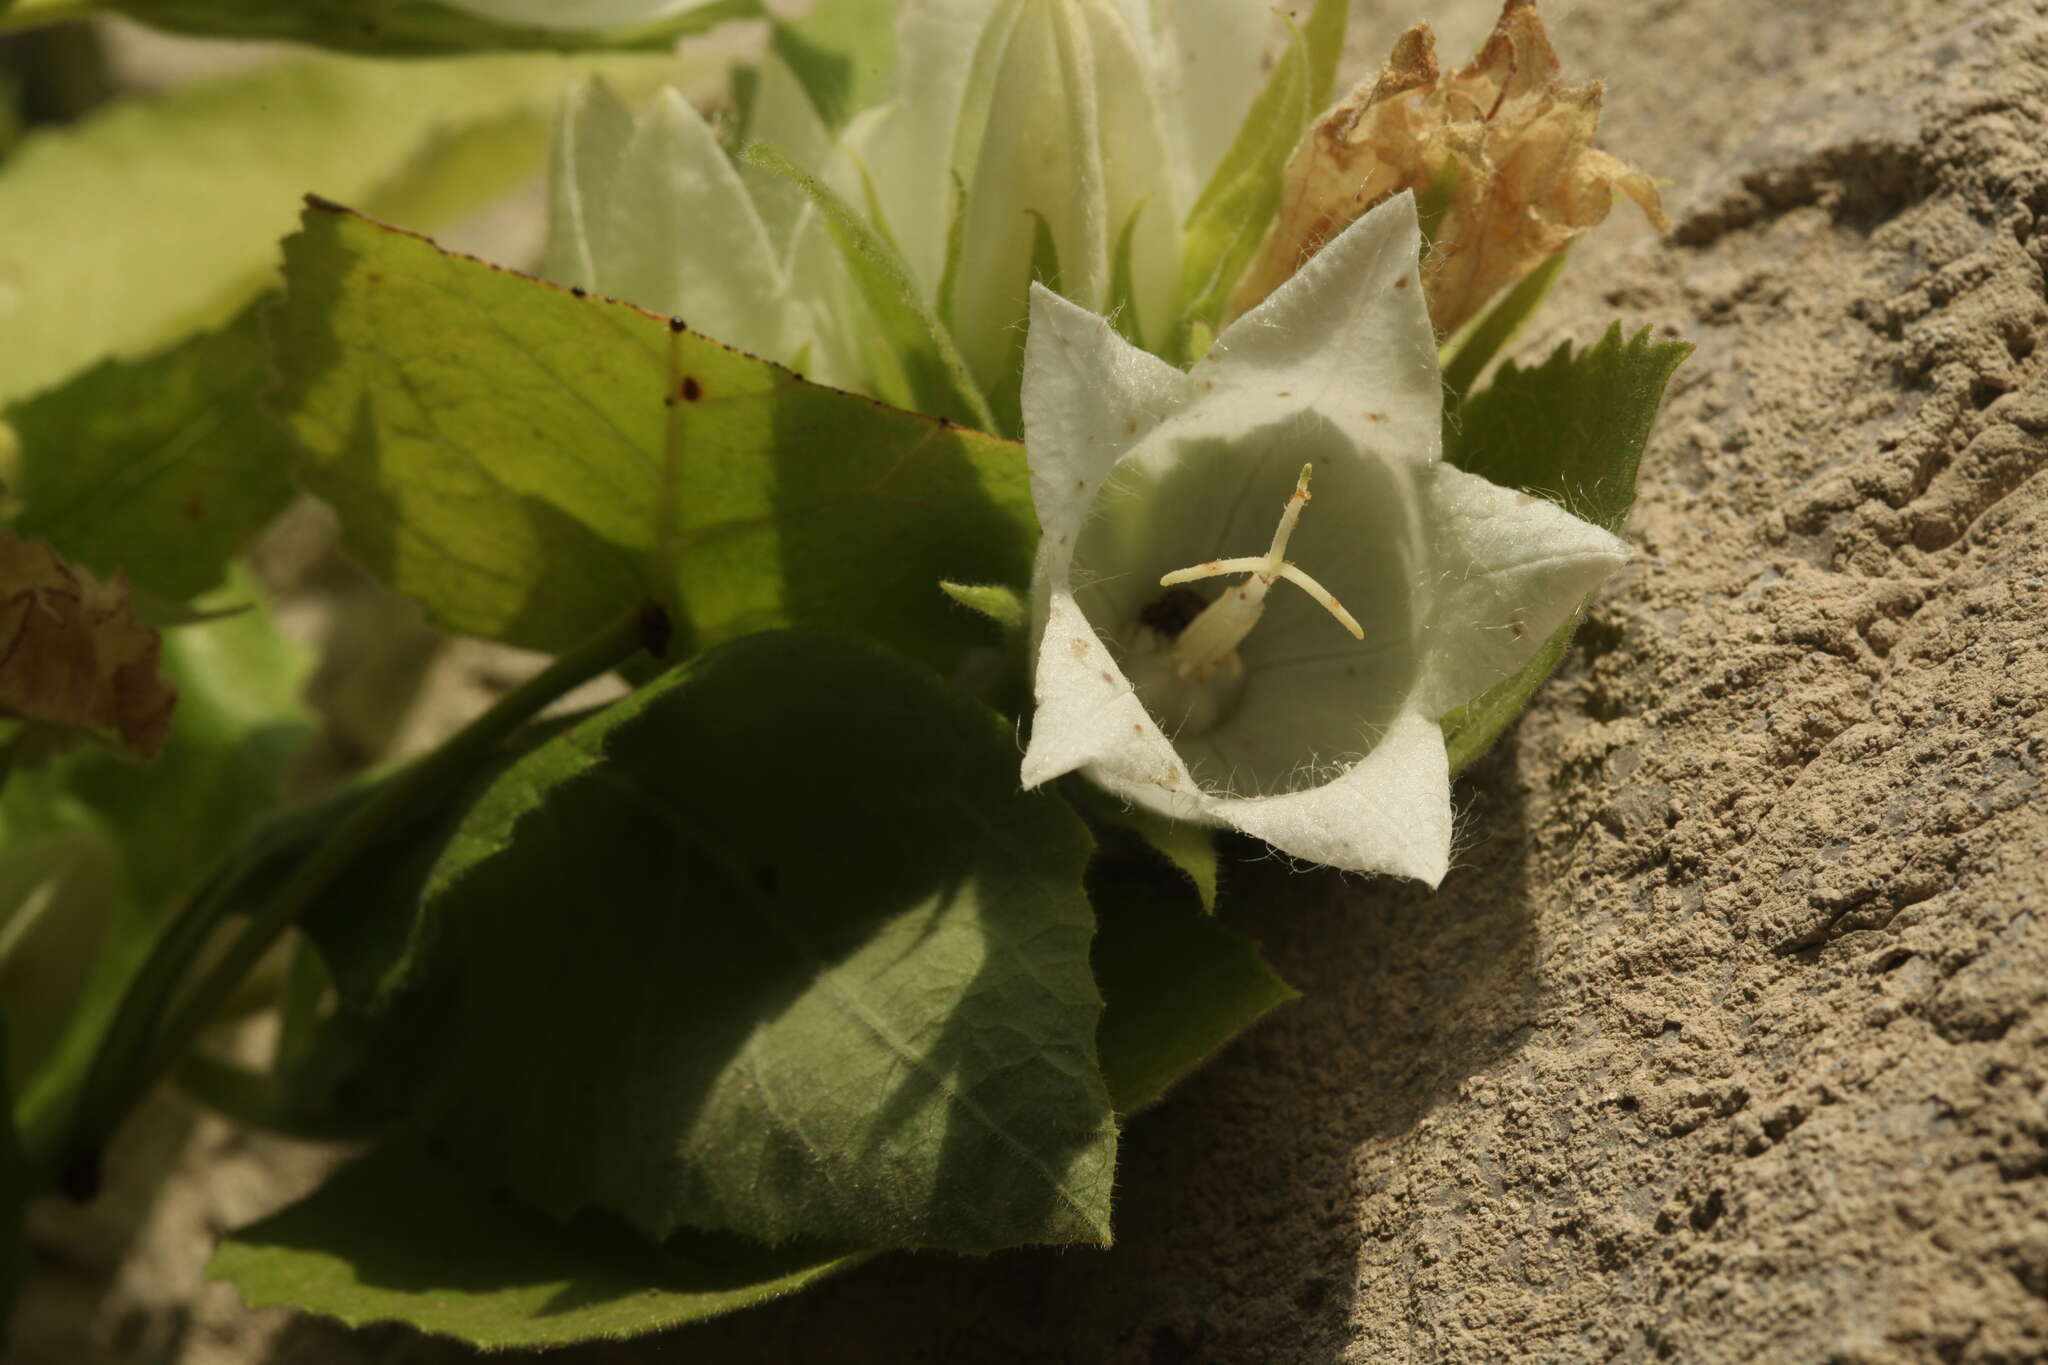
[44,602,669,1196]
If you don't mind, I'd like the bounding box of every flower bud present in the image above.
[941,0,1180,400]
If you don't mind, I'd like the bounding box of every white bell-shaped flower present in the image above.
[1019,191,1629,884]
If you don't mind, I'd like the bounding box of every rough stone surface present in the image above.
[19,0,2048,1361]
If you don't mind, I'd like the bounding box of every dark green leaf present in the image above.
[210,1143,850,1350]
[107,0,759,55]
[6,573,311,1168]
[274,201,1030,670]
[1438,247,1568,409]
[768,0,895,130]
[1089,856,1294,1115]
[0,1015,23,1342]
[1440,324,1690,770]
[4,307,295,602]
[396,631,1113,1252]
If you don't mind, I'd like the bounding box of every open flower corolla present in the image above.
[1020,191,1627,884]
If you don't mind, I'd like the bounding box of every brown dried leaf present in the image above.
[1231,0,1668,336]
[0,529,175,759]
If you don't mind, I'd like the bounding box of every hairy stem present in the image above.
[39,602,669,1196]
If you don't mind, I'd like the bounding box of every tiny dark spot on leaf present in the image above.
[681,376,703,402]
[183,499,204,523]
[570,285,587,299]
[668,316,687,333]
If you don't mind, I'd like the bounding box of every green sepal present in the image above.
[1441,324,1690,771]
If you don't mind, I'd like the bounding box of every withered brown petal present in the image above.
[1230,0,1668,337]
[0,529,176,759]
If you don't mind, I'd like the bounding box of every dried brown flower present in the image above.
[0,529,175,759]
[1231,0,1668,337]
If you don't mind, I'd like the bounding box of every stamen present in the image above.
[1157,464,1363,680]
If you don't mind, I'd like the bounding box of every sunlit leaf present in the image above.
[0,49,676,406]
[105,0,757,54]
[272,201,1031,670]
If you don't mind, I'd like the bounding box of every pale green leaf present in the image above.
[0,49,677,406]
[938,580,1025,632]
[273,201,1031,670]
[743,144,997,432]
[400,630,1113,1251]
[1439,324,1690,771]
[768,0,896,130]
[106,0,758,54]
[4,306,294,602]
[1173,0,1343,339]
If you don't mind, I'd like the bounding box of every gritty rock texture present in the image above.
[22,0,2046,1361]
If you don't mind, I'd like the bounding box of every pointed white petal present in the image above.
[1414,461,1631,715]
[598,89,793,359]
[1022,589,1199,798]
[1202,192,1441,463]
[1204,709,1453,884]
[1022,282,1195,542]
[543,79,636,295]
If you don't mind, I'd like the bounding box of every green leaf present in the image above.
[395,630,1113,1252]
[1174,0,1343,338]
[1438,246,1568,408]
[3,305,295,602]
[273,201,1032,671]
[8,571,312,1147]
[104,0,758,54]
[0,1015,22,1341]
[1070,783,1219,913]
[1089,855,1294,1115]
[0,49,676,406]
[938,580,1025,632]
[768,0,895,130]
[1300,0,1347,112]
[211,1144,850,1350]
[743,144,997,433]
[1439,324,1690,770]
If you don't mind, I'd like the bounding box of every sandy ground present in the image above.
[15,0,2048,1360]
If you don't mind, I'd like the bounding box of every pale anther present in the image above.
[1157,464,1364,680]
